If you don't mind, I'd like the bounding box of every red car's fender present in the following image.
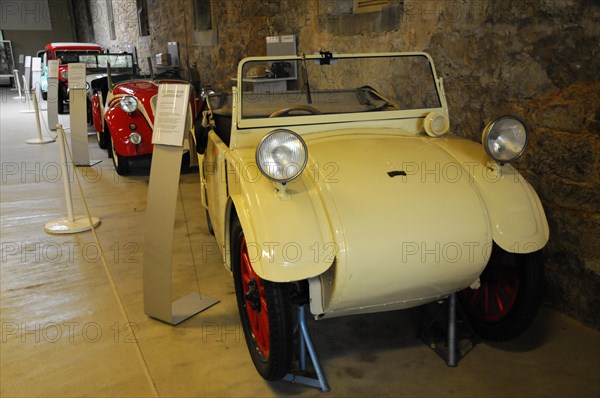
[105,105,154,157]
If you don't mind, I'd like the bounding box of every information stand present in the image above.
[46,60,59,130]
[143,84,219,325]
[23,56,31,93]
[68,63,100,167]
[31,57,43,108]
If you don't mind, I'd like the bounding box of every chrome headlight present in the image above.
[120,96,138,113]
[129,132,142,145]
[60,69,68,80]
[482,116,528,164]
[256,129,308,183]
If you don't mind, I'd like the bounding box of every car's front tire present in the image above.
[110,135,130,175]
[57,84,66,114]
[231,216,293,381]
[42,91,47,101]
[97,129,108,150]
[459,245,544,341]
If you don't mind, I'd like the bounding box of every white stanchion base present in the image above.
[75,159,102,167]
[44,216,101,234]
[13,96,24,100]
[26,137,56,144]
[20,109,35,113]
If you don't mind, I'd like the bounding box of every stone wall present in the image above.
[78,0,600,328]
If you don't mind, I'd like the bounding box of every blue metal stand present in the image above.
[283,305,330,392]
[420,292,479,367]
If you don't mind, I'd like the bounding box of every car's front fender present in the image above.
[432,137,549,253]
[105,106,154,157]
[225,148,335,283]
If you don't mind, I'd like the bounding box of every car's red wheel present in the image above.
[231,217,292,381]
[459,245,544,341]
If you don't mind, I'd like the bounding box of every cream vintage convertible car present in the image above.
[194,52,549,381]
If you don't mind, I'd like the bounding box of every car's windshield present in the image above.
[239,54,441,119]
[55,50,101,64]
[78,54,134,70]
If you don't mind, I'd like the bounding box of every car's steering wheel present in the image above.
[269,105,322,118]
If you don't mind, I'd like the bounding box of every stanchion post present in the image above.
[57,125,75,221]
[20,75,34,113]
[12,69,23,99]
[44,124,101,235]
[25,89,55,144]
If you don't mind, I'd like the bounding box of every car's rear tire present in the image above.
[42,91,47,101]
[459,245,544,341]
[110,135,130,175]
[231,217,293,381]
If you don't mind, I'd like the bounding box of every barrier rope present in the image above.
[59,126,160,397]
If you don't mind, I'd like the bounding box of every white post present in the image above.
[25,89,55,144]
[12,70,22,99]
[20,75,34,113]
[44,125,101,235]
[57,125,75,221]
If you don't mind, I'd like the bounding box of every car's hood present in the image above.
[304,132,492,315]
[112,81,158,118]
[113,81,158,98]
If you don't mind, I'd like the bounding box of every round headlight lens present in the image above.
[129,132,142,145]
[482,116,528,163]
[256,129,308,183]
[60,69,68,80]
[120,96,138,113]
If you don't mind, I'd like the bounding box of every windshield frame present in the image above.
[236,52,447,129]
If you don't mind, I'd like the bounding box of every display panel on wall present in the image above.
[0,0,53,30]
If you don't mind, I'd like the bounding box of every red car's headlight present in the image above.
[120,96,138,113]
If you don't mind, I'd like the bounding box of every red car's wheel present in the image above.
[231,217,292,381]
[460,245,544,341]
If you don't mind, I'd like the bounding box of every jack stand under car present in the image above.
[420,293,480,367]
[283,305,330,392]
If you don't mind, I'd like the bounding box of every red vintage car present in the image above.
[92,72,203,175]
[40,42,103,113]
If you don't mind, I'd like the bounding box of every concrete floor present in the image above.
[1,88,599,397]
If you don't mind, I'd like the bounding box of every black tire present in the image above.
[206,210,214,236]
[459,245,544,341]
[42,91,47,101]
[57,85,66,114]
[110,135,130,175]
[180,151,191,174]
[97,130,108,150]
[231,216,293,381]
